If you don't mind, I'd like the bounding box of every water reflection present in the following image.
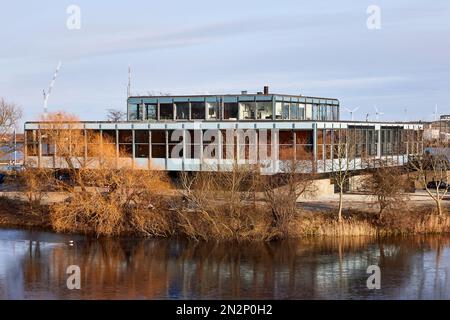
[1,229,450,299]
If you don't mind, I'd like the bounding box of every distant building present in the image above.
[0,133,24,166]
[423,115,450,144]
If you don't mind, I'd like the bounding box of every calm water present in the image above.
[1,228,450,299]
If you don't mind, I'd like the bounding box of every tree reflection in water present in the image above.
[1,232,450,299]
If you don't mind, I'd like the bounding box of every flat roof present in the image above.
[128,93,340,102]
[24,120,422,126]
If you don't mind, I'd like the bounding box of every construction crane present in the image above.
[43,61,62,118]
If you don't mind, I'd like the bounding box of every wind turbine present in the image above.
[374,105,384,121]
[43,61,62,118]
[344,107,359,121]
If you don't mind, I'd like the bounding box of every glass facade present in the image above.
[26,125,423,162]
[126,94,339,121]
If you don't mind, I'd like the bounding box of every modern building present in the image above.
[24,87,424,175]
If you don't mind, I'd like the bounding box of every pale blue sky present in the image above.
[1,0,450,126]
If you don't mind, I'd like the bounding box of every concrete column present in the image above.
[235,127,240,163]
[148,129,152,170]
[313,123,317,172]
[38,127,42,168]
[84,127,87,163]
[217,128,223,171]
[199,128,204,170]
[293,129,297,162]
[182,127,186,171]
[165,129,169,170]
[377,128,381,158]
[131,126,135,169]
[157,101,160,121]
[115,126,119,168]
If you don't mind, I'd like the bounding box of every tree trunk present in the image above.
[436,198,442,216]
[338,189,343,222]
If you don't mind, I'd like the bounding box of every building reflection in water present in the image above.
[1,231,450,299]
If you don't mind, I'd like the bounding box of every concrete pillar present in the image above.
[377,128,381,158]
[38,127,42,168]
[313,123,317,172]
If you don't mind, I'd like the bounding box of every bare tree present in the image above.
[106,108,127,122]
[363,159,409,220]
[263,147,316,238]
[31,112,172,236]
[409,140,449,215]
[0,97,23,157]
[18,166,54,211]
[329,129,357,222]
[176,163,263,241]
[39,112,97,192]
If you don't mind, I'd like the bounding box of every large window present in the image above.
[326,105,333,120]
[102,130,116,144]
[224,102,238,120]
[206,101,219,120]
[239,102,256,120]
[160,103,174,120]
[296,130,313,160]
[186,130,201,158]
[203,129,219,159]
[175,102,189,120]
[102,130,116,157]
[290,103,300,120]
[128,104,139,120]
[279,130,294,160]
[256,101,273,120]
[118,130,132,157]
[275,102,289,120]
[86,130,100,157]
[151,130,166,158]
[299,104,305,120]
[305,104,312,120]
[168,130,182,158]
[312,104,319,120]
[332,105,339,121]
[134,130,149,158]
[191,102,206,120]
[367,130,377,156]
[26,130,39,156]
[41,135,55,157]
[146,104,157,120]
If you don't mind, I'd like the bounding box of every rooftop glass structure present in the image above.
[127,88,339,122]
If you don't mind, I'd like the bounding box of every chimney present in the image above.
[263,85,269,95]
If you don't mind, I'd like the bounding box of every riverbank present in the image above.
[0,196,50,229]
[0,191,449,239]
